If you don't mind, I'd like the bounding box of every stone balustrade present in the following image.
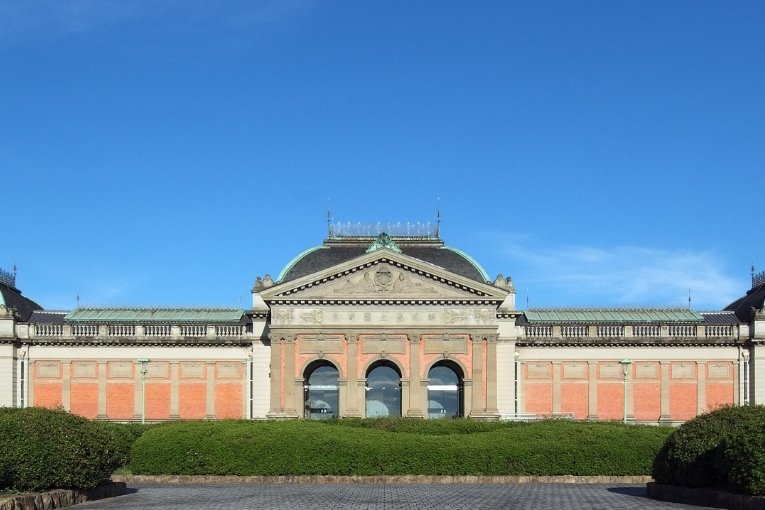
[28,323,248,340]
[523,323,738,340]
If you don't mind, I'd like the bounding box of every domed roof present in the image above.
[0,270,43,322]
[725,275,765,322]
[277,234,490,285]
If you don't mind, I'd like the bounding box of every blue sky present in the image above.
[2,1,763,311]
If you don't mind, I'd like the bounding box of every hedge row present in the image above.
[130,418,672,476]
[652,405,765,495]
[0,408,121,492]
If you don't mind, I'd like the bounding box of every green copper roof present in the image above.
[65,308,244,323]
[277,245,324,283]
[442,246,490,283]
[525,309,704,323]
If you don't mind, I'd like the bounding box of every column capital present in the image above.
[408,332,421,344]
[346,334,358,344]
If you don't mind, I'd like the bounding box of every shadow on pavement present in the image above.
[607,486,648,498]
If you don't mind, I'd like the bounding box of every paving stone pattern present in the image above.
[74,483,719,510]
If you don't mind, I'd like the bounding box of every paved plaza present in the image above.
[74,483,716,510]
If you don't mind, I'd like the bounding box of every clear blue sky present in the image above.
[2,1,763,311]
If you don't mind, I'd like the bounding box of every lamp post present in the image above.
[620,359,632,423]
[137,358,149,424]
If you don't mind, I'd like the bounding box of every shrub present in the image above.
[719,410,765,495]
[652,405,765,489]
[100,422,157,467]
[0,407,121,492]
[130,418,671,476]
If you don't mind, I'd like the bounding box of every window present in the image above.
[366,363,401,417]
[304,363,339,420]
[427,363,463,418]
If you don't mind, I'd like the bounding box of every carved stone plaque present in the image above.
[72,362,97,379]
[708,363,730,379]
[299,337,343,354]
[527,362,551,379]
[362,337,405,354]
[425,336,467,354]
[562,363,586,379]
[671,364,694,379]
[36,362,61,379]
[636,363,658,379]
[599,364,622,379]
[181,363,205,379]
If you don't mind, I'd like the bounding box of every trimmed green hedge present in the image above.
[652,405,765,495]
[0,408,120,492]
[130,418,672,476]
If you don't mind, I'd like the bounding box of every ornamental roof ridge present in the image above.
[527,306,698,311]
[72,306,243,311]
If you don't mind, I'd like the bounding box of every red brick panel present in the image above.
[524,383,552,415]
[34,383,62,408]
[706,383,734,412]
[70,383,99,418]
[597,383,624,420]
[632,383,660,421]
[145,383,171,420]
[560,383,588,419]
[669,384,697,420]
[179,383,207,419]
[106,383,135,420]
[215,384,243,419]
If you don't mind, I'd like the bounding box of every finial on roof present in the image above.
[366,232,402,253]
[327,209,333,238]
[688,288,692,309]
[436,203,441,238]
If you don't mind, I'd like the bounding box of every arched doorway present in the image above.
[365,362,402,417]
[427,362,463,418]
[304,362,339,420]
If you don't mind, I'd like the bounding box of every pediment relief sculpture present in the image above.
[290,265,471,299]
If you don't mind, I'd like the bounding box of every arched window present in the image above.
[304,362,339,420]
[365,363,401,417]
[427,362,463,418]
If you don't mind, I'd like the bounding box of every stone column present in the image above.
[169,361,180,419]
[659,361,671,423]
[587,361,598,420]
[205,361,216,419]
[552,361,561,415]
[345,334,361,417]
[407,333,423,417]
[97,361,107,420]
[133,361,143,421]
[696,361,707,415]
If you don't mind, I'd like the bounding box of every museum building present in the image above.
[1,223,764,423]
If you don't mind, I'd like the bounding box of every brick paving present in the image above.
[74,483,718,510]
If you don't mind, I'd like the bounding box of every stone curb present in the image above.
[647,482,765,510]
[112,474,652,485]
[0,482,127,510]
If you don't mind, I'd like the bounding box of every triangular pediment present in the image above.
[259,249,507,302]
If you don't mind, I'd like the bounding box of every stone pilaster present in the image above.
[345,334,361,417]
[205,361,215,419]
[659,361,671,422]
[587,361,598,420]
[407,333,423,417]
[696,361,707,415]
[470,334,485,415]
[552,361,561,415]
[97,361,107,420]
[62,361,71,412]
[486,335,498,415]
[169,361,180,419]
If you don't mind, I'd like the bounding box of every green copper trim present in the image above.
[65,308,244,323]
[442,246,490,283]
[366,232,402,254]
[525,308,704,323]
[277,246,324,283]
